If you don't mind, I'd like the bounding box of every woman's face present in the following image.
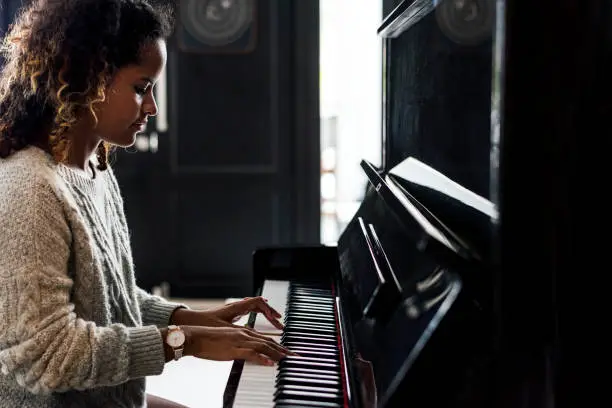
[92,39,166,147]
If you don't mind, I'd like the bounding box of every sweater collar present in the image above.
[57,161,99,197]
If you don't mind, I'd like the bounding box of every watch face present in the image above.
[167,330,185,348]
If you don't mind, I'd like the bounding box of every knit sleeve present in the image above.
[136,287,188,327]
[0,180,165,395]
[102,166,189,327]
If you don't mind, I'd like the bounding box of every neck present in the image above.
[63,121,100,171]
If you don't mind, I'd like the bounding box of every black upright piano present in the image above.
[224,0,610,405]
[223,155,496,408]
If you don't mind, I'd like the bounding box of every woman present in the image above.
[0,0,291,407]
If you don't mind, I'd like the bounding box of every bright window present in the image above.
[320,0,383,244]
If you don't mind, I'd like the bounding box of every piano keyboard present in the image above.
[232,280,347,408]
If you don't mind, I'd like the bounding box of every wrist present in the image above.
[159,328,174,363]
[169,307,190,325]
[181,326,195,357]
[170,308,210,326]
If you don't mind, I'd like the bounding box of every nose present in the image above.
[143,92,158,117]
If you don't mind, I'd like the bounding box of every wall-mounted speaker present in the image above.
[435,0,494,46]
[178,0,257,54]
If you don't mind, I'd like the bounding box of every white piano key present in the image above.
[232,280,289,408]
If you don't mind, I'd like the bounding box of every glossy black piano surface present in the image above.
[223,159,494,408]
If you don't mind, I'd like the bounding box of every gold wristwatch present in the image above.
[165,325,185,361]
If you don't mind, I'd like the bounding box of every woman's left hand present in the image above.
[170,297,284,330]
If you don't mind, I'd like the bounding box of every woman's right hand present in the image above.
[181,326,293,366]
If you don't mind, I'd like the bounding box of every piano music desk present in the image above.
[146,298,249,408]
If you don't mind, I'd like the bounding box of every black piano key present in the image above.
[283,341,338,350]
[287,349,338,358]
[284,343,338,350]
[289,296,335,304]
[279,359,339,370]
[277,369,341,380]
[285,308,334,315]
[285,347,339,356]
[286,323,336,330]
[286,316,336,324]
[286,310,334,318]
[282,332,337,341]
[284,315,335,324]
[283,339,337,348]
[284,346,338,355]
[286,318,334,325]
[289,292,334,300]
[282,356,338,364]
[289,296,333,301]
[282,330,336,337]
[287,292,335,303]
[291,285,332,291]
[285,320,337,328]
[284,329,336,336]
[283,336,338,346]
[283,312,336,323]
[283,329,336,337]
[276,376,341,388]
[288,297,334,304]
[290,282,331,293]
[284,325,337,335]
[290,287,332,293]
[287,297,334,309]
[287,304,335,313]
[275,384,343,397]
[282,337,337,346]
[274,389,343,403]
[285,317,336,324]
[290,289,334,296]
[275,399,342,408]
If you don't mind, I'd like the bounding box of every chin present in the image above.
[110,132,138,148]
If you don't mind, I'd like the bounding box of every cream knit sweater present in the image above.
[0,146,184,407]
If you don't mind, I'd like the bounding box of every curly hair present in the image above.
[0,0,174,170]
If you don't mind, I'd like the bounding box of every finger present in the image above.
[232,297,283,329]
[231,313,249,323]
[242,330,297,356]
[241,327,278,342]
[239,325,283,342]
[259,297,282,318]
[259,337,297,357]
[236,348,275,366]
[249,298,284,329]
[265,314,285,330]
[245,341,286,362]
[248,297,282,318]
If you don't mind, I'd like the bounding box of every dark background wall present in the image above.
[112,0,321,298]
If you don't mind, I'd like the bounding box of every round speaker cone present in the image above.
[181,0,254,46]
[435,0,494,46]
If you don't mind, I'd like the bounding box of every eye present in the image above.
[134,85,148,96]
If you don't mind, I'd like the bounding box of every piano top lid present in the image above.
[386,156,498,264]
[388,157,498,221]
[361,159,479,263]
[378,0,439,38]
